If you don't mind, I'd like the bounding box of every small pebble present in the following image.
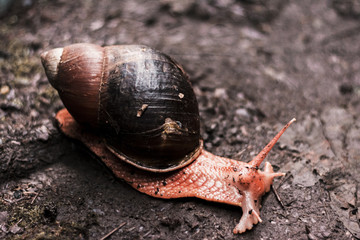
[322,230,332,238]
[0,109,5,118]
[90,20,105,31]
[279,143,287,150]
[229,127,238,135]
[237,92,245,99]
[9,224,23,234]
[92,208,105,216]
[36,125,49,141]
[0,85,10,95]
[210,123,217,131]
[214,88,227,98]
[212,136,221,146]
[15,77,30,86]
[0,211,8,224]
[137,104,148,117]
[13,190,23,199]
[30,109,39,119]
[235,108,250,120]
[307,233,317,240]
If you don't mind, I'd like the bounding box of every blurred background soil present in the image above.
[0,0,360,239]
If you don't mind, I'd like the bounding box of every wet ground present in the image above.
[0,0,360,239]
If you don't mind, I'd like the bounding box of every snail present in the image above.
[41,43,295,234]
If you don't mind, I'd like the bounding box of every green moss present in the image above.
[9,221,88,240]
[8,204,43,227]
[1,203,88,239]
[0,41,42,86]
[10,42,41,77]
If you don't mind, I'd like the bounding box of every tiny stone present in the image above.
[307,233,317,240]
[0,85,10,95]
[9,98,23,110]
[210,123,217,130]
[30,109,39,119]
[0,211,8,224]
[0,109,5,118]
[235,134,243,143]
[90,20,105,31]
[292,211,299,219]
[235,108,250,120]
[36,125,49,141]
[6,89,15,99]
[202,132,209,141]
[0,224,8,234]
[137,104,148,117]
[279,143,287,150]
[214,88,227,98]
[178,93,184,99]
[240,126,249,136]
[320,225,331,237]
[237,92,245,99]
[15,77,30,86]
[229,127,237,135]
[13,190,23,199]
[322,230,332,238]
[92,208,105,216]
[212,136,221,146]
[205,142,213,149]
[11,140,21,145]
[9,224,23,234]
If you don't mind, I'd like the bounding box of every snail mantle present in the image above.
[56,108,295,234]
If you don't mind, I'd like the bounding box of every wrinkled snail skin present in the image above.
[42,43,295,234]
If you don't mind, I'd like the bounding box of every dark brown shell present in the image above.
[41,43,201,172]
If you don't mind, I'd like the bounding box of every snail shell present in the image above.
[41,43,202,172]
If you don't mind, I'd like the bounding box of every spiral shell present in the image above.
[41,43,201,172]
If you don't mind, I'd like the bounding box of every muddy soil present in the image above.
[1,0,360,239]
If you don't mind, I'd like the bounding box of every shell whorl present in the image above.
[41,43,104,127]
[40,47,63,89]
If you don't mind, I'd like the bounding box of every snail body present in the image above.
[41,43,295,234]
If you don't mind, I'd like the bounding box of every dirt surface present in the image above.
[0,0,360,239]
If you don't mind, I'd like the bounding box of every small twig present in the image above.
[271,185,285,209]
[0,198,10,205]
[276,172,292,190]
[99,222,126,240]
[271,172,291,209]
[143,230,152,238]
[15,219,23,225]
[5,151,15,170]
[13,197,25,203]
[321,25,360,45]
[234,148,246,159]
[31,191,40,204]
[3,198,13,204]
